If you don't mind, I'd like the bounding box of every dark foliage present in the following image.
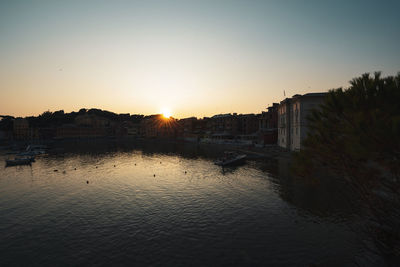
[0,116,14,131]
[295,72,400,264]
[17,108,145,128]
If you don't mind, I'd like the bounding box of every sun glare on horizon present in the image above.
[161,108,172,119]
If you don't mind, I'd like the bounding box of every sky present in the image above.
[0,0,399,118]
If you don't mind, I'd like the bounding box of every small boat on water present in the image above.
[16,145,47,157]
[5,156,35,167]
[214,151,247,167]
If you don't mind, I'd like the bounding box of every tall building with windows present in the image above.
[277,98,292,149]
[290,93,327,150]
[278,93,327,151]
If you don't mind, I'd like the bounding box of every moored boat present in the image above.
[16,145,47,157]
[214,151,247,166]
[5,156,35,167]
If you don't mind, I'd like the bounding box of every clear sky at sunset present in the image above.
[1,0,399,118]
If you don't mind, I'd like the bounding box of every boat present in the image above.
[16,145,47,157]
[27,144,47,153]
[214,151,247,166]
[5,156,35,167]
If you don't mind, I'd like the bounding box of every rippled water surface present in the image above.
[0,141,362,266]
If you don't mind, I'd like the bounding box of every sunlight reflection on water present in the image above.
[0,143,362,266]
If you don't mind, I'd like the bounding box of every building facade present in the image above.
[211,114,239,136]
[238,114,259,135]
[278,98,292,149]
[278,93,327,150]
[259,103,278,145]
[290,93,327,151]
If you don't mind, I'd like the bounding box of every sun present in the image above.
[161,108,172,119]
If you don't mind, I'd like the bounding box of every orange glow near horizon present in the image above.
[161,108,172,119]
[0,2,397,119]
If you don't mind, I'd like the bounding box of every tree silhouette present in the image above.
[295,72,400,264]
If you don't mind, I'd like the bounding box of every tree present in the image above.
[295,72,400,264]
[0,116,14,131]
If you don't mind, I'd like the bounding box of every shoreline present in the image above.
[0,137,291,160]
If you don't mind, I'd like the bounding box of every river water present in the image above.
[0,141,368,266]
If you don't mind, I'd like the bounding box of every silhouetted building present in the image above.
[75,113,110,127]
[238,114,259,135]
[278,93,327,150]
[124,122,141,137]
[278,98,292,149]
[0,116,14,141]
[179,117,200,141]
[203,117,214,137]
[38,127,57,140]
[56,124,107,139]
[180,117,197,135]
[13,118,29,140]
[211,113,239,136]
[140,115,159,138]
[290,93,327,151]
[141,115,179,138]
[259,103,279,144]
